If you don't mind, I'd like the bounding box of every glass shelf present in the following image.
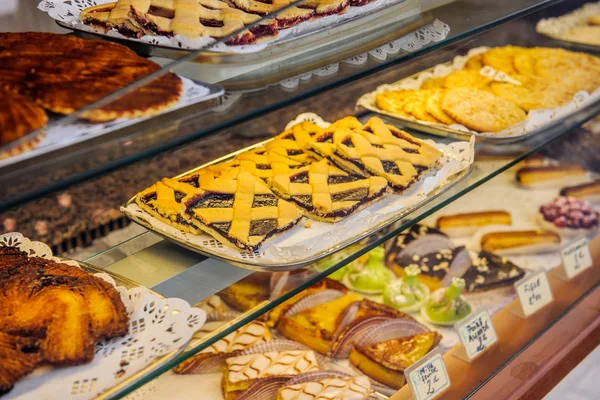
[0,0,586,211]
[83,121,600,399]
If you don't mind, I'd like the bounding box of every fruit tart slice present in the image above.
[269,159,388,222]
[182,170,303,251]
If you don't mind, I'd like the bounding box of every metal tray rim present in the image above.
[122,138,474,271]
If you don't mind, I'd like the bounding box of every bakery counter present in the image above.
[79,127,600,398]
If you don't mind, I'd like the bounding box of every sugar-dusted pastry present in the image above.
[174,321,271,374]
[480,230,561,255]
[461,251,525,293]
[539,196,599,237]
[436,210,512,237]
[222,350,320,400]
[515,165,587,188]
[277,375,373,400]
[422,277,472,325]
[560,181,600,203]
[268,159,388,222]
[182,170,304,251]
[349,331,441,389]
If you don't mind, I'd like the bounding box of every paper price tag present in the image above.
[406,348,450,400]
[560,237,593,279]
[514,271,553,318]
[454,310,497,361]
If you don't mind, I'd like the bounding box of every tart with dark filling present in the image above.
[182,170,303,251]
[269,159,388,222]
[265,121,324,164]
[229,146,306,180]
[461,251,525,293]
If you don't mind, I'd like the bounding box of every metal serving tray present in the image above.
[122,134,473,271]
[59,0,422,65]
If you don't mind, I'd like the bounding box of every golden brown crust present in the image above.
[516,165,586,185]
[436,211,512,229]
[0,332,41,392]
[480,230,560,252]
[0,92,47,148]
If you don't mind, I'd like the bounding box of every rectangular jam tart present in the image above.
[268,159,388,222]
[222,350,320,400]
[182,171,303,252]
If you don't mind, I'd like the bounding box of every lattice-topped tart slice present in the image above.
[182,170,303,251]
[135,169,223,234]
[228,0,315,29]
[80,0,145,38]
[308,126,434,192]
[269,159,388,222]
[228,147,306,180]
[265,121,324,163]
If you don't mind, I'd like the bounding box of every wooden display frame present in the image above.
[391,233,600,400]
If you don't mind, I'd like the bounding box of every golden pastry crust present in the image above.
[516,165,586,186]
[425,89,457,125]
[440,88,526,132]
[437,210,512,230]
[480,230,560,252]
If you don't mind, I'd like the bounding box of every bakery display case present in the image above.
[1,0,600,399]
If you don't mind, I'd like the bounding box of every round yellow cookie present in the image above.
[482,46,527,74]
[375,90,416,117]
[421,76,447,90]
[424,90,457,125]
[404,90,441,123]
[465,54,484,70]
[443,70,492,89]
[441,88,527,132]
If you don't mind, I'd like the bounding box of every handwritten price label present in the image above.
[560,237,593,279]
[455,310,497,360]
[515,271,553,317]
[406,348,450,400]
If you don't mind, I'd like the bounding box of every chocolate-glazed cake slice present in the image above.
[268,159,388,222]
[182,170,303,251]
[461,251,525,293]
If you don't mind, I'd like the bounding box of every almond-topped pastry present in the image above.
[269,159,388,222]
[182,170,304,251]
[436,211,512,237]
[461,251,525,293]
[222,350,320,400]
[480,230,561,254]
[277,376,373,400]
[560,181,600,203]
[174,321,271,374]
[349,332,441,389]
[516,165,587,188]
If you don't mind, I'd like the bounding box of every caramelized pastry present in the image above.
[480,230,561,254]
[560,181,600,203]
[222,350,320,400]
[436,211,512,237]
[219,273,270,312]
[516,165,587,188]
[349,332,441,389]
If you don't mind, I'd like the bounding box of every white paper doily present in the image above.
[122,113,475,266]
[357,46,600,139]
[0,232,206,400]
[277,19,450,89]
[38,0,405,53]
[0,77,222,169]
[536,2,600,41]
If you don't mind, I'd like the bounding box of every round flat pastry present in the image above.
[482,45,527,75]
[375,90,417,118]
[421,76,446,89]
[404,90,441,123]
[442,70,492,90]
[441,88,526,132]
[465,54,484,70]
[489,82,554,111]
[425,89,457,125]
[564,26,600,46]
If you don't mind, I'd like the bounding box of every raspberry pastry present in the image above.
[539,196,599,237]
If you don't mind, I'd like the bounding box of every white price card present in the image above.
[559,237,593,279]
[513,271,553,318]
[454,310,497,361]
[406,348,450,400]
